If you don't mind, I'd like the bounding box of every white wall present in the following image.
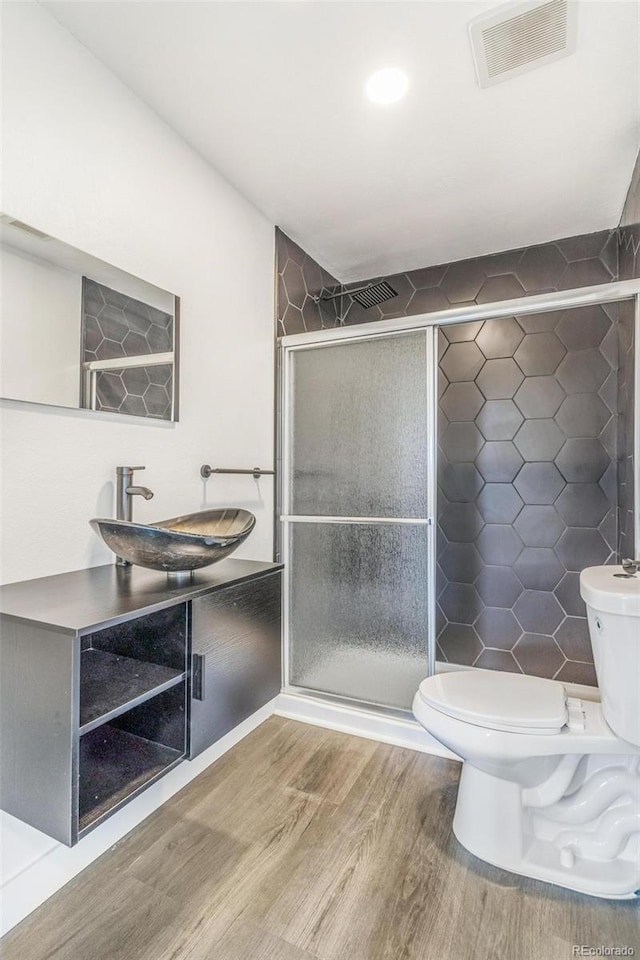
[0,1,276,585]
[1,245,82,408]
[0,1,276,930]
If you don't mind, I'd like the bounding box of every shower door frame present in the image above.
[278,278,640,708]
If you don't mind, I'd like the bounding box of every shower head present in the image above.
[314,280,398,309]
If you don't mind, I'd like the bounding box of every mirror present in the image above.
[0,214,179,421]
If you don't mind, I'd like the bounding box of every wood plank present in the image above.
[3,716,639,960]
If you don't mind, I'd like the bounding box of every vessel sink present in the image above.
[90,508,256,573]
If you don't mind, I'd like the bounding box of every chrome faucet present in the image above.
[115,466,154,566]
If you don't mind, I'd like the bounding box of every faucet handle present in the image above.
[116,465,146,474]
[622,558,639,575]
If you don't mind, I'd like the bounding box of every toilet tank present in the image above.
[580,566,640,747]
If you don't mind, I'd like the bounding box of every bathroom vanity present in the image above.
[0,559,282,845]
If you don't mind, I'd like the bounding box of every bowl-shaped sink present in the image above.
[90,508,256,573]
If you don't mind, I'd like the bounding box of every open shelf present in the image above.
[80,648,184,734]
[78,724,183,833]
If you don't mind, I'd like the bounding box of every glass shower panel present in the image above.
[290,333,429,517]
[289,521,430,709]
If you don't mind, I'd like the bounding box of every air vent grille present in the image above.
[470,0,577,88]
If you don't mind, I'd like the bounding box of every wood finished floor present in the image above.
[3,717,638,960]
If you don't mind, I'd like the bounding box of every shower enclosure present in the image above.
[279,284,639,714]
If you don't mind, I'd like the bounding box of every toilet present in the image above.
[413,565,640,899]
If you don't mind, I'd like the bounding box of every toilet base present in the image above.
[452,759,640,900]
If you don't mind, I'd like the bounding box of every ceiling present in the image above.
[44,1,640,281]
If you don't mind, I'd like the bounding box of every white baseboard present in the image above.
[276,691,460,761]
[0,698,278,937]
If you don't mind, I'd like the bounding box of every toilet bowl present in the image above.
[413,565,640,899]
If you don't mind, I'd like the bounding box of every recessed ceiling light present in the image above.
[365,68,409,105]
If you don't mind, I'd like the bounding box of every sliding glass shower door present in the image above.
[281,330,437,711]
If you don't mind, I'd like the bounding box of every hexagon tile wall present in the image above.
[435,305,619,686]
[82,278,174,420]
[276,207,639,688]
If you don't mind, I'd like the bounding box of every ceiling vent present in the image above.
[469,0,577,88]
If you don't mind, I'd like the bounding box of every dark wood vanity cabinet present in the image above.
[190,571,282,758]
[0,559,282,845]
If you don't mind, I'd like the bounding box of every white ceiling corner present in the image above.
[42,0,640,281]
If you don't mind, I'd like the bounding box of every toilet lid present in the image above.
[417,670,568,734]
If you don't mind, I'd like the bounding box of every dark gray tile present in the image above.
[598,371,618,414]
[555,306,611,350]
[477,484,524,523]
[439,582,483,624]
[440,261,486,303]
[557,258,613,290]
[554,572,586,617]
[514,547,564,591]
[516,245,567,291]
[512,633,565,678]
[149,364,172,387]
[441,422,485,462]
[555,528,610,570]
[556,232,608,261]
[556,394,611,437]
[475,649,521,672]
[440,341,485,381]
[122,367,151,396]
[438,623,483,665]
[513,377,565,418]
[439,462,485,502]
[97,372,125,408]
[555,438,609,482]
[476,358,524,399]
[282,258,306,309]
[515,310,565,333]
[122,331,149,358]
[95,305,127,344]
[123,299,152,336]
[440,381,485,421]
[514,332,566,376]
[514,419,565,461]
[514,463,565,504]
[476,441,523,482]
[475,565,523,608]
[442,320,484,342]
[474,607,522,649]
[119,395,147,418]
[514,505,565,547]
[83,316,103,353]
[475,399,523,440]
[555,349,610,395]
[555,484,609,527]
[410,264,448,288]
[147,324,172,352]
[476,275,525,303]
[409,287,450,315]
[143,383,171,417]
[439,501,484,542]
[513,591,564,633]
[477,525,524,565]
[95,338,125,361]
[555,660,597,686]
[282,303,305,335]
[475,317,524,358]
[440,542,484,583]
[554,617,593,662]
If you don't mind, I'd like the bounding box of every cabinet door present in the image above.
[189,572,281,758]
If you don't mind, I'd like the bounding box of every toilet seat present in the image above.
[417,670,568,735]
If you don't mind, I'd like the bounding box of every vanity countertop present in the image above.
[0,558,283,635]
